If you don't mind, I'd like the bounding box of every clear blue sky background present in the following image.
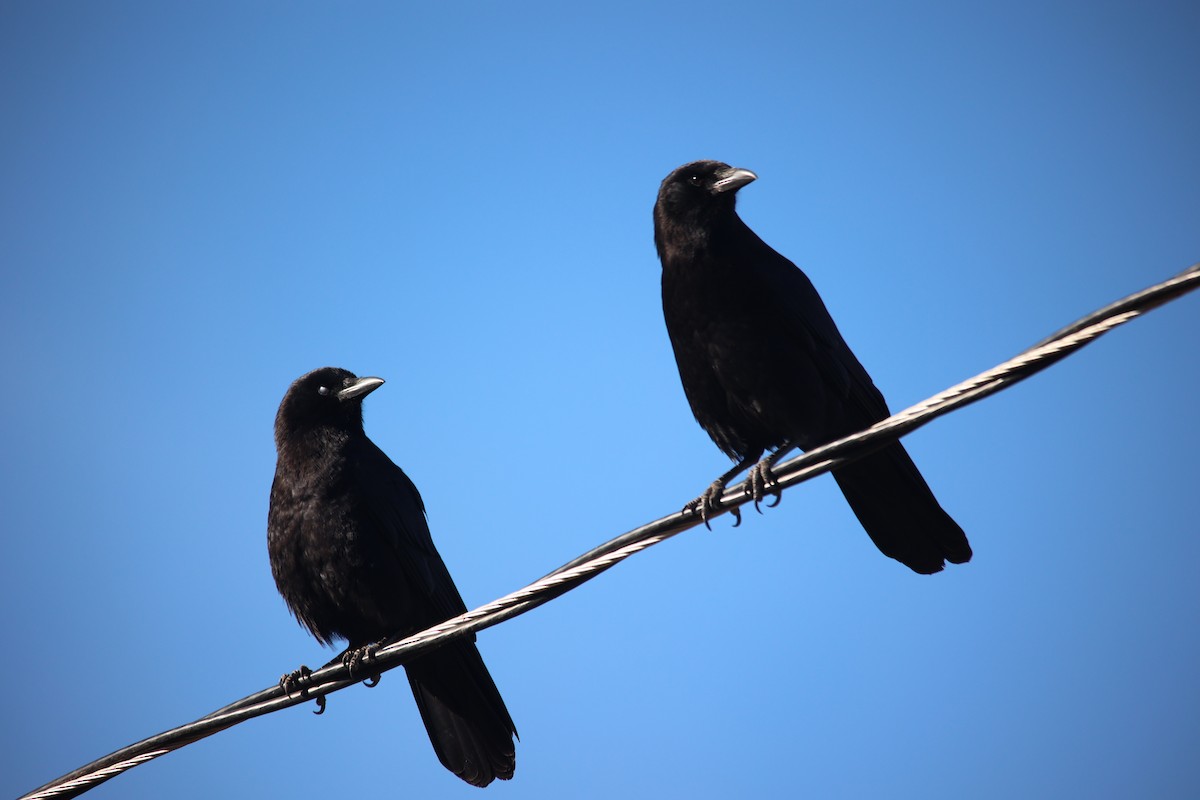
[3,3,1198,798]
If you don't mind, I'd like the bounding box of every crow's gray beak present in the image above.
[711,166,757,194]
[337,376,385,402]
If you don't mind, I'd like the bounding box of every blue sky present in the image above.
[3,2,1198,798]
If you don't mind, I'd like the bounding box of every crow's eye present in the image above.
[318,386,330,397]
[688,175,703,186]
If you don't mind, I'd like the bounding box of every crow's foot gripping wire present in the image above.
[684,479,741,529]
[747,444,792,512]
[341,642,383,688]
[279,665,311,696]
[279,665,326,714]
[684,455,762,529]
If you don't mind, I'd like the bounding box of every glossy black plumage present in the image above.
[655,161,971,574]
[267,367,516,786]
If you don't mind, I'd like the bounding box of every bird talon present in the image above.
[280,665,313,697]
[280,664,328,714]
[686,472,757,529]
[341,642,381,677]
[747,461,781,514]
[750,481,767,514]
[684,493,719,530]
[364,674,381,688]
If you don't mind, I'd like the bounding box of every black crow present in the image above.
[654,160,971,574]
[268,367,516,785]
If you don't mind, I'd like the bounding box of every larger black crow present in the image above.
[654,160,971,574]
[268,367,516,786]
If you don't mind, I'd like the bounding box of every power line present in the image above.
[19,262,1200,800]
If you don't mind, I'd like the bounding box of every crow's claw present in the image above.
[682,496,714,530]
[747,460,783,512]
[341,642,381,677]
[363,674,381,688]
[280,664,313,697]
[684,480,742,529]
[280,665,327,714]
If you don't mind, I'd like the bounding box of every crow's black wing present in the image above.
[350,438,471,634]
[734,225,894,439]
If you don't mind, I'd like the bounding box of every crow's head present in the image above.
[274,367,384,445]
[654,160,757,251]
